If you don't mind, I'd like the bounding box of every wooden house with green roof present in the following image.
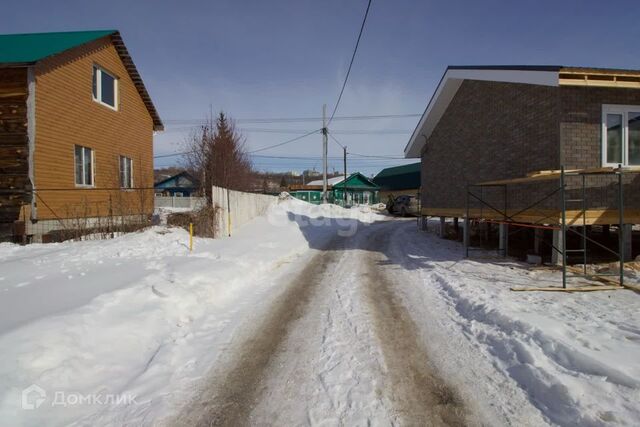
[0,30,162,242]
[289,172,380,206]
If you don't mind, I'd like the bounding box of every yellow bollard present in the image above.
[189,223,193,252]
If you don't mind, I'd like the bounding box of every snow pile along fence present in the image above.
[211,186,277,236]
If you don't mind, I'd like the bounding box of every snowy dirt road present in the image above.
[4,200,638,426]
[174,220,479,426]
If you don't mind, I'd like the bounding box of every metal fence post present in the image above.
[561,166,567,289]
[618,167,624,287]
[464,185,470,257]
[504,184,508,258]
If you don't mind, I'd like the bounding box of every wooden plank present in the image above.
[420,207,640,226]
[566,266,640,293]
[480,166,640,186]
[511,285,623,292]
[477,174,560,186]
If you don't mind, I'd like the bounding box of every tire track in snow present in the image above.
[361,223,470,426]
[173,241,341,426]
[248,230,393,425]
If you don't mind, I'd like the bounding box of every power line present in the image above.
[155,151,408,160]
[155,148,407,161]
[348,152,405,159]
[162,126,411,135]
[328,0,373,125]
[154,150,193,159]
[248,129,320,154]
[154,130,320,159]
[163,113,420,124]
[328,132,345,149]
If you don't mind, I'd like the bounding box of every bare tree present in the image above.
[183,111,254,202]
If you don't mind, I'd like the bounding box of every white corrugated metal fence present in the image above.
[211,186,277,236]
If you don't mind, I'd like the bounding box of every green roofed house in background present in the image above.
[373,162,421,201]
[289,173,380,206]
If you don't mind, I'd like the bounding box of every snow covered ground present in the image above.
[0,199,639,426]
[0,199,381,426]
[384,221,640,426]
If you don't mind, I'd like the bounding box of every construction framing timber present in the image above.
[422,166,640,225]
[559,67,640,89]
[454,165,640,290]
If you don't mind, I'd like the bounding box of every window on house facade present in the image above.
[119,156,133,188]
[74,145,94,186]
[602,105,640,166]
[92,65,118,109]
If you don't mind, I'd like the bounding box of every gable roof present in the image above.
[0,30,163,131]
[0,30,116,63]
[307,175,346,186]
[306,173,379,189]
[154,171,197,188]
[373,162,420,190]
[333,172,379,189]
[404,65,640,158]
[374,162,421,179]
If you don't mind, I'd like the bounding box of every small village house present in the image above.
[373,162,421,202]
[289,172,380,206]
[154,171,199,197]
[0,30,163,242]
[405,65,640,261]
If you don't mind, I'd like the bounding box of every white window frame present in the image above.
[74,145,95,188]
[602,104,640,166]
[92,65,118,111]
[119,156,133,189]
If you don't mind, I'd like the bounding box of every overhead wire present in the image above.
[163,112,420,125]
[328,0,373,125]
[247,128,320,154]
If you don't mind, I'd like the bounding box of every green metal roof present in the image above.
[0,30,163,131]
[0,30,117,64]
[333,172,379,189]
[373,162,421,190]
[374,162,421,179]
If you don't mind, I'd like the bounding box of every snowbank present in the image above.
[0,200,383,426]
[389,221,640,426]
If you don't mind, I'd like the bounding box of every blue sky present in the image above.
[3,0,640,176]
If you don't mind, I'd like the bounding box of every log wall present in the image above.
[0,67,30,239]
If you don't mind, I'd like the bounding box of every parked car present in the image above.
[386,195,418,216]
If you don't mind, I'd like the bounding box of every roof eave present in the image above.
[109,31,164,131]
[404,66,561,158]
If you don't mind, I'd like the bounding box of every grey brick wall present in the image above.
[560,86,640,209]
[422,80,640,216]
[422,79,561,212]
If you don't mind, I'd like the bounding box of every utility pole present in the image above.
[343,146,347,205]
[322,104,328,203]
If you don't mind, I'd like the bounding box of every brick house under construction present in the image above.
[0,30,163,242]
[405,65,640,261]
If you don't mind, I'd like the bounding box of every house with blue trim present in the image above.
[154,171,199,197]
